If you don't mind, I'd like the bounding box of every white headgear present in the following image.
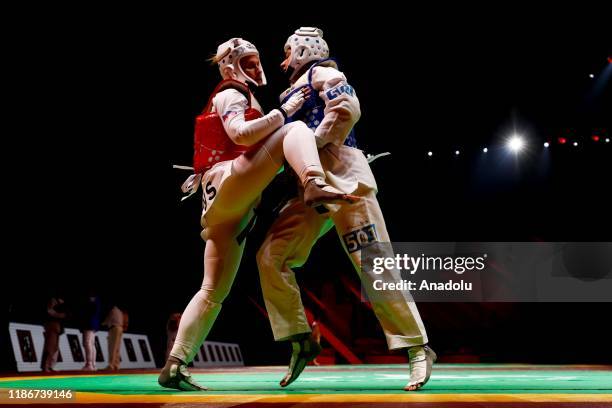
[284,27,329,81]
[215,38,267,86]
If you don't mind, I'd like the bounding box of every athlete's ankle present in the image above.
[167,355,185,366]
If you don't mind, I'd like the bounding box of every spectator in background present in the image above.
[41,291,68,372]
[76,289,101,371]
[103,305,124,371]
[165,313,181,361]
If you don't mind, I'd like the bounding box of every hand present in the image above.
[280,88,309,117]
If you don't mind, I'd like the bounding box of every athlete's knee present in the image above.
[257,243,284,276]
[285,121,314,140]
[285,120,309,133]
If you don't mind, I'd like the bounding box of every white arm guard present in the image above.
[214,89,285,146]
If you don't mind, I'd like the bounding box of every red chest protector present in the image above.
[193,79,263,173]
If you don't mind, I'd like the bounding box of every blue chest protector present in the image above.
[281,59,358,148]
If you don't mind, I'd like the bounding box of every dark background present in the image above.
[4,6,611,370]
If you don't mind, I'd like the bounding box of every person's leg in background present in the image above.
[81,330,96,371]
[103,306,123,370]
[42,322,60,372]
[107,324,123,370]
[112,325,123,369]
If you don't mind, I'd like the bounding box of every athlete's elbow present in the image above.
[337,105,361,123]
[352,105,361,122]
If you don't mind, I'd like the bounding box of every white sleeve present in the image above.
[213,89,285,146]
[310,66,361,147]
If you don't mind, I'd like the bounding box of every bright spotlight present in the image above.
[544,142,550,148]
[507,135,525,152]
[455,150,460,155]
[427,151,433,157]
[573,141,578,146]
[483,147,488,153]
[606,138,610,143]
[589,74,595,78]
